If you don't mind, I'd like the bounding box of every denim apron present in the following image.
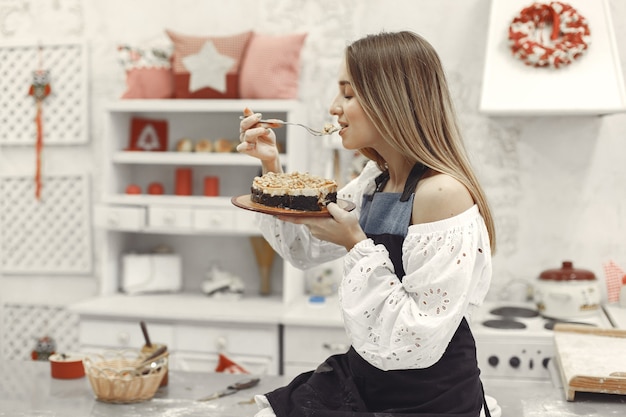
[266,164,489,417]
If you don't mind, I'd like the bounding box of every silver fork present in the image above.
[239,116,340,136]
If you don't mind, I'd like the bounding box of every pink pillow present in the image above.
[118,44,174,99]
[165,29,252,99]
[122,68,174,99]
[239,33,307,99]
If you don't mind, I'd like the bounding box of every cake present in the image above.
[251,172,338,211]
[322,123,340,135]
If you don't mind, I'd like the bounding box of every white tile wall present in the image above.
[0,0,625,310]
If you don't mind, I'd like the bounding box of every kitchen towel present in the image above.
[602,260,624,303]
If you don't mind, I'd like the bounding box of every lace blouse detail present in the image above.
[255,161,492,371]
[342,205,491,370]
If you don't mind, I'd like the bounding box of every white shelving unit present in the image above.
[94,99,308,299]
[71,99,313,375]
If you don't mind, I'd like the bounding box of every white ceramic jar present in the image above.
[534,261,601,320]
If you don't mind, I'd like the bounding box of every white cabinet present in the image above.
[78,315,279,375]
[283,325,350,377]
[73,100,312,375]
[93,205,146,231]
[280,296,349,377]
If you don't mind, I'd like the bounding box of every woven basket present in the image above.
[83,350,168,403]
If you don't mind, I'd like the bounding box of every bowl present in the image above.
[83,349,167,403]
[49,353,85,379]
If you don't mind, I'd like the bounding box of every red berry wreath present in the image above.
[508,2,591,69]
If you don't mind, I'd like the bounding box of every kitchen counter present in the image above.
[0,359,289,417]
[1,360,624,416]
[482,376,625,416]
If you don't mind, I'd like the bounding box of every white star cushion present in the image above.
[182,40,235,93]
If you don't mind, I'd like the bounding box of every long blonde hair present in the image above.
[345,31,496,252]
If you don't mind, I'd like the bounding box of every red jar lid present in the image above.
[539,261,596,281]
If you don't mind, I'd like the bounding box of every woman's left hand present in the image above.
[279,202,367,251]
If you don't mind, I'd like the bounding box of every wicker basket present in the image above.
[83,349,168,403]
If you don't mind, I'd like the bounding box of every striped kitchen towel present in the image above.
[603,260,625,303]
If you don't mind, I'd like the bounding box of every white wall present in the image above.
[1,0,625,309]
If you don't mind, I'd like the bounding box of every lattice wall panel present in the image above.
[0,174,92,274]
[1,303,79,361]
[0,40,88,145]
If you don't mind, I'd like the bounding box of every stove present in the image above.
[469,301,613,380]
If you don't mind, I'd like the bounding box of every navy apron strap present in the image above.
[400,163,427,202]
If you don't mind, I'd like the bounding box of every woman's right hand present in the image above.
[237,108,282,169]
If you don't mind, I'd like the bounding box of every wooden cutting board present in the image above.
[554,323,626,401]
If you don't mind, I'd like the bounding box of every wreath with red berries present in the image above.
[508,2,591,69]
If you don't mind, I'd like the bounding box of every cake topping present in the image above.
[253,171,337,190]
[322,123,340,135]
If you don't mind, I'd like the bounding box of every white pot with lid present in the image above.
[534,260,601,320]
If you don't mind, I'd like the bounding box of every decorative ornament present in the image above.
[128,117,168,151]
[182,40,235,93]
[28,46,51,200]
[31,335,56,361]
[508,2,591,69]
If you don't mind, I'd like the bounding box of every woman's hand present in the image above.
[237,108,282,172]
[279,202,367,251]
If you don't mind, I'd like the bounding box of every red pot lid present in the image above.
[539,261,596,281]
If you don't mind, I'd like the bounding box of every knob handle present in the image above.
[117,331,130,346]
[509,356,521,368]
[488,355,499,367]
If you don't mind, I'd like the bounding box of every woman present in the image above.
[238,30,496,417]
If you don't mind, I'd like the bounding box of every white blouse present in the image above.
[256,161,492,371]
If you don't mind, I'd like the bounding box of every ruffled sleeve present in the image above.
[254,161,381,270]
[339,205,492,370]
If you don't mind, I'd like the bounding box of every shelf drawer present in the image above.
[193,208,235,231]
[235,209,260,232]
[176,323,278,357]
[148,206,193,229]
[283,325,350,363]
[171,351,273,374]
[79,319,174,348]
[94,205,146,231]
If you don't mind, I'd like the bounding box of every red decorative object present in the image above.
[214,353,249,374]
[203,176,219,196]
[147,182,165,195]
[28,46,51,200]
[49,353,85,379]
[508,2,591,69]
[125,184,142,194]
[175,168,193,196]
[128,117,168,151]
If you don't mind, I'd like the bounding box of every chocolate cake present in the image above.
[251,172,338,211]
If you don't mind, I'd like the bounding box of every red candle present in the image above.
[203,176,219,196]
[175,168,192,196]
